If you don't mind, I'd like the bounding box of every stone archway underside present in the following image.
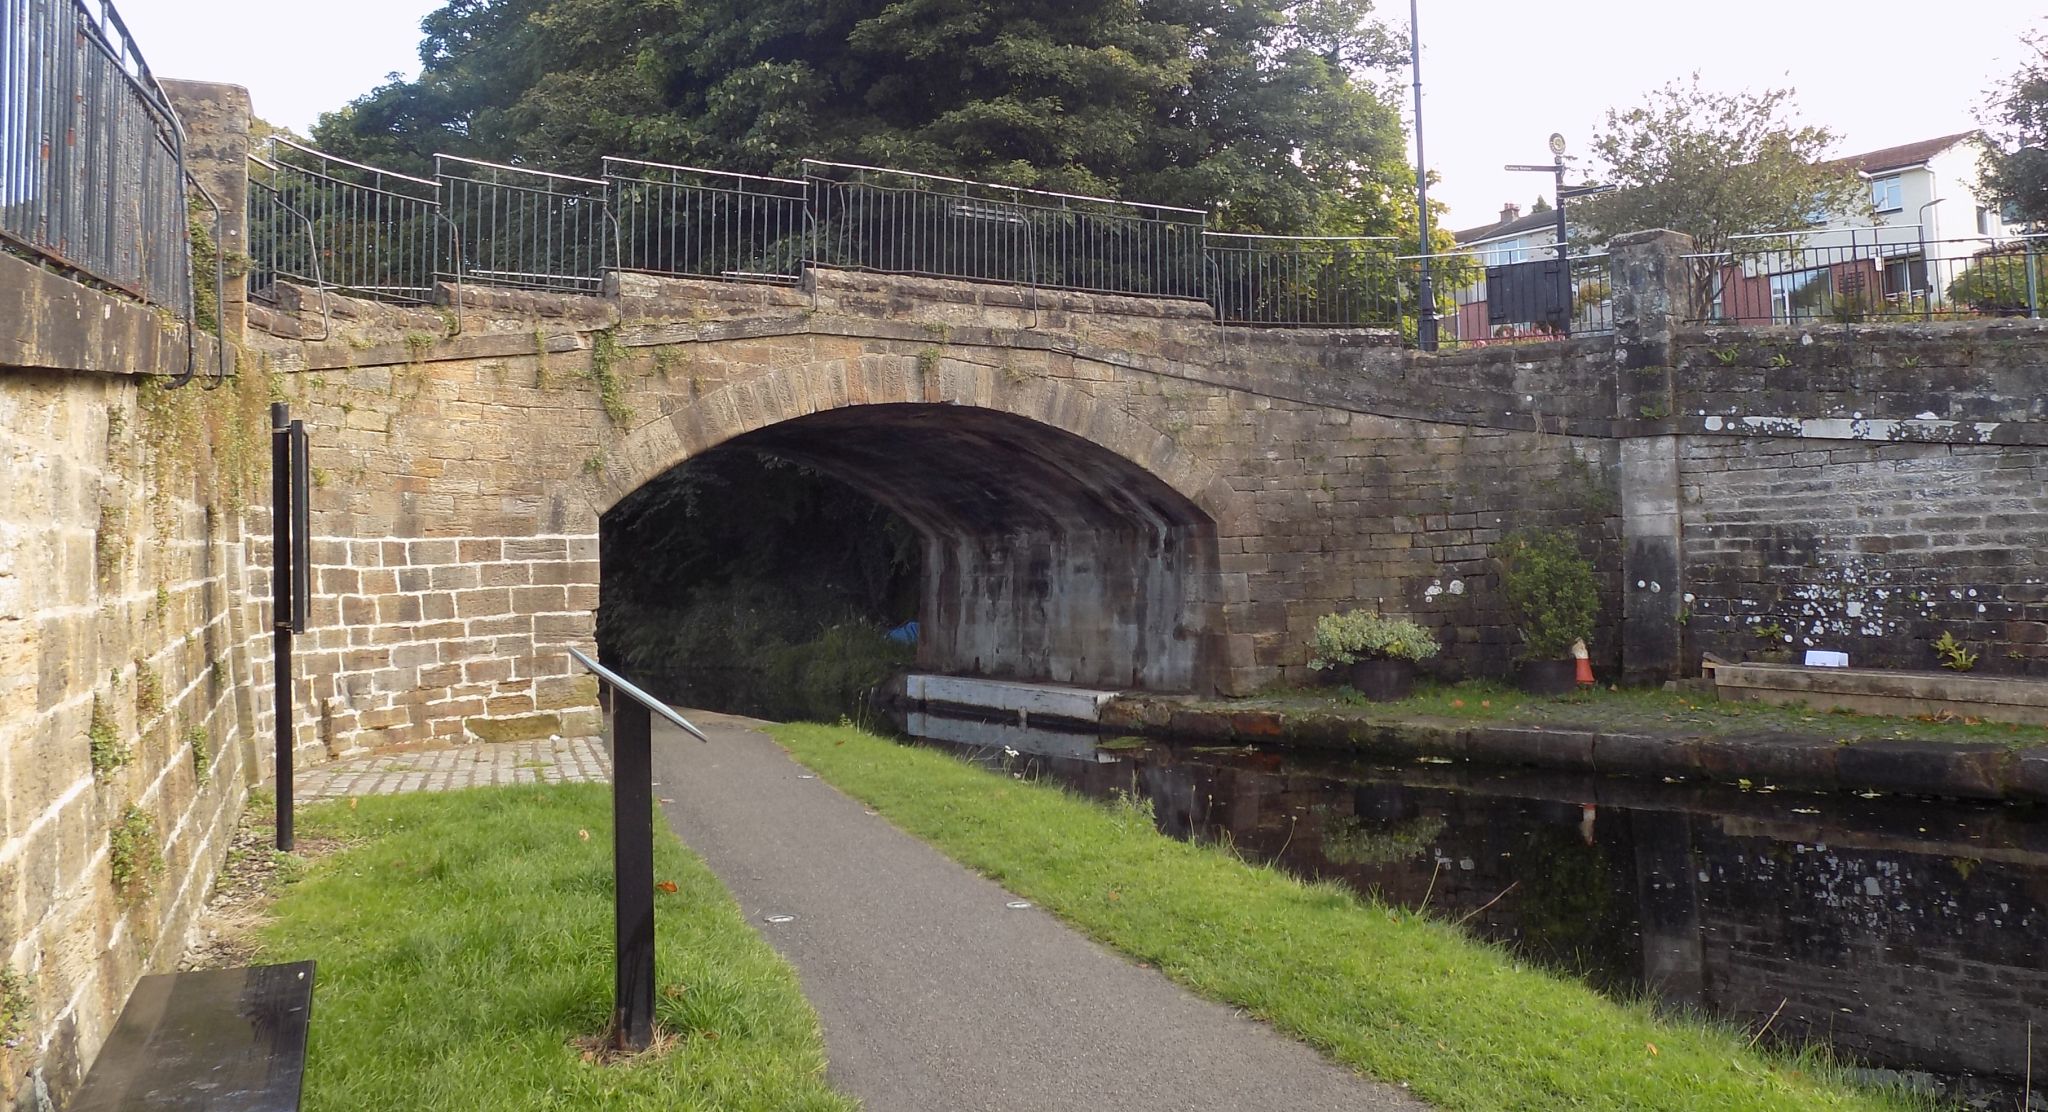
[622,403,1224,693]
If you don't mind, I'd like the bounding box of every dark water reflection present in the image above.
[900,712,2048,1103]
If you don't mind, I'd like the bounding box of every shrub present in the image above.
[88,696,130,782]
[1308,611,1440,669]
[1496,529,1600,661]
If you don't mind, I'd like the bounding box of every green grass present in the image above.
[255,786,854,1112]
[1237,680,2048,748]
[771,722,1935,1112]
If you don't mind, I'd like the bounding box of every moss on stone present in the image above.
[465,714,562,743]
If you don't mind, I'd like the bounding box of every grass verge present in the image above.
[772,721,1933,1112]
[255,785,853,1112]
[1237,680,2048,748]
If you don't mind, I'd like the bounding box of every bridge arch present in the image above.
[590,355,1248,693]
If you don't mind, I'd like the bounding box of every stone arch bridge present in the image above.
[249,256,1664,749]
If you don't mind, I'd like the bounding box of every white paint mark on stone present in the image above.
[1447,580,1465,596]
[1650,582,1662,593]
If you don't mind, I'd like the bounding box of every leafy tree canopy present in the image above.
[1978,20,2048,225]
[312,0,1421,234]
[1576,76,1868,257]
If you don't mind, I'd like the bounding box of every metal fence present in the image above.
[1206,234,1403,326]
[249,139,442,302]
[805,161,1207,300]
[1686,231,2045,325]
[606,157,806,283]
[437,155,609,293]
[2,0,191,310]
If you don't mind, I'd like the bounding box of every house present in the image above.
[1709,132,2026,322]
[1452,132,2036,329]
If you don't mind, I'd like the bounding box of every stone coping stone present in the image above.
[1102,696,2047,803]
[1712,662,2048,727]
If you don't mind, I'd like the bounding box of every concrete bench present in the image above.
[68,962,316,1111]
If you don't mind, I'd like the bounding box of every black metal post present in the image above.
[1554,156,1571,337]
[610,692,656,1051]
[1409,0,1437,351]
[269,402,294,852]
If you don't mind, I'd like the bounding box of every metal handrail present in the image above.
[269,136,441,190]
[438,153,609,188]
[801,158,1209,217]
[569,648,709,742]
[603,156,805,188]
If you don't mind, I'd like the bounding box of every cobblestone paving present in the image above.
[294,736,610,799]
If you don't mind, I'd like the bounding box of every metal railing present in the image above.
[437,155,609,293]
[249,140,442,303]
[1685,231,2045,325]
[2,0,190,310]
[1206,234,1402,326]
[606,158,806,283]
[804,160,1208,300]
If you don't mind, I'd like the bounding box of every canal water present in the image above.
[900,712,2048,1106]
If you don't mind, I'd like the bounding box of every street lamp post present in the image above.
[1409,0,1437,351]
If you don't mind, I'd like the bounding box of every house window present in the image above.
[1870,176,1904,213]
[1882,255,1928,301]
[1769,268,1833,322]
[1978,207,1999,236]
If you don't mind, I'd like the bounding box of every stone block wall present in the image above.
[0,255,271,1109]
[1670,320,2048,676]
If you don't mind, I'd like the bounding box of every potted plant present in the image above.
[1496,529,1600,695]
[1308,611,1440,701]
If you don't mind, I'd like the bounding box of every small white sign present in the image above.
[1804,650,1849,668]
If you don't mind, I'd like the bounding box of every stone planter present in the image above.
[1347,658,1415,702]
[1518,659,1578,696]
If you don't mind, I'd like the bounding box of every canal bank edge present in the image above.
[1100,697,2048,804]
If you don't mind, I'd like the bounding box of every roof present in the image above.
[1830,131,1979,176]
[1452,207,1565,246]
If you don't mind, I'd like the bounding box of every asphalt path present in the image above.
[650,710,1428,1112]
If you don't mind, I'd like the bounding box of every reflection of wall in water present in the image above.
[1688,824,2048,1079]
[1078,750,2048,1083]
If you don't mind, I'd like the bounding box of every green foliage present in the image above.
[88,695,131,782]
[1753,621,1789,644]
[1944,249,2045,314]
[1932,631,1979,673]
[1307,611,1440,669]
[257,787,854,1111]
[1495,529,1600,661]
[0,967,28,1049]
[109,805,164,900]
[1578,77,1869,305]
[94,503,125,582]
[134,658,164,719]
[313,0,1416,238]
[1977,21,2048,224]
[402,331,436,362]
[590,327,633,426]
[187,726,213,784]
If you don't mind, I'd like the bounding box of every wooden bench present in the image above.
[68,961,316,1111]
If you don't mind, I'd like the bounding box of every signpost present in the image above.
[270,404,309,852]
[1505,135,1615,337]
[567,647,709,1051]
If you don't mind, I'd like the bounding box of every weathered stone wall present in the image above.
[0,254,270,1109]
[1669,320,2048,676]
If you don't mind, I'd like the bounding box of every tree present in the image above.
[312,0,1419,236]
[1978,21,2048,226]
[1529,195,1552,214]
[1575,76,1868,257]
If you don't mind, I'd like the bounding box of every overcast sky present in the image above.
[118,0,2041,230]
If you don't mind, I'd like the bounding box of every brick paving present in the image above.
[294,736,610,799]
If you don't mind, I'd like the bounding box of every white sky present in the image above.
[117,0,2042,229]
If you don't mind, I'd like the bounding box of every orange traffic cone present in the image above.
[1571,639,1595,687]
